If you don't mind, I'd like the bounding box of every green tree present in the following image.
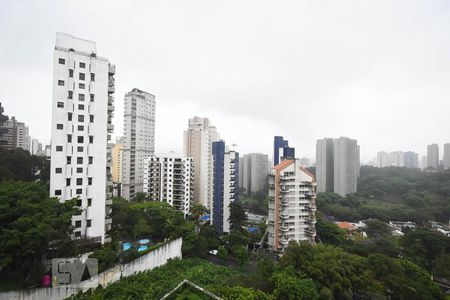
[272,267,319,300]
[229,202,247,231]
[365,219,391,238]
[0,181,79,287]
[315,215,345,245]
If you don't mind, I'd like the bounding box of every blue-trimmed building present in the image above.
[212,140,239,235]
[274,136,295,166]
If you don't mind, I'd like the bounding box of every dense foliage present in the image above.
[317,166,450,224]
[0,148,49,184]
[0,181,78,289]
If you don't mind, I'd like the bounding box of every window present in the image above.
[56,145,63,152]
[57,102,64,108]
[76,199,82,206]
[77,136,84,143]
[74,231,81,237]
[66,178,71,186]
[58,80,64,86]
[79,73,85,81]
[75,220,82,228]
[79,83,85,89]
[89,115,94,122]
[76,188,82,195]
[77,157,83,164]
[59,58,65,64]
[88,157,93,164]
[90,73,95,81]
[55,168,62,174]
[79,62,86,68]
[68,113,72,121]
[78,115,84,122]
[78,125,84,131]
[77,146,83,152]
[76,178,83,185]
[90,94,94,102]
[76,167,83,173]
[55,190,62,196]
[68,91,73,99]
[67,134,72,143]
[78,104,84,110]
[56,124,63,130]
[69,69,74,78]
[87,198,92,206]
[78,94,85,101]
[89,136,93,143]
[88,177,92,185]
[87,219,91,227]
[67,156,72,164]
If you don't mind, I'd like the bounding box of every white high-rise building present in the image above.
[427,144,439,170]
[444,143,450,170]
[316,138,334,193]
[388,151,405,167]
[239,153,270,196]
[31,138,42,155]
[143,154,194,216]
[122,88,156,200]
[268,159,316,252]
[50,33,115,244]
[183,117,220,209]
[333,137,359,196]
[376,151,390,168]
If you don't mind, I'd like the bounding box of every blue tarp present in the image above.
[138,239,150,244]
[200,215,210,221]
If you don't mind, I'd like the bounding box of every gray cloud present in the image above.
[1,0,450,162]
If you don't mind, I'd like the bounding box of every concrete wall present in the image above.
[0,237,183,300]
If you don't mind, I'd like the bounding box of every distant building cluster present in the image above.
[316,137,360,197]
[375,143,450,171]
[239,153,270,197]
[0,102,46,156]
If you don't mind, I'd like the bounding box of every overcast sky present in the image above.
[1,0,450,162]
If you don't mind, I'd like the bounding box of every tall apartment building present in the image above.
[30,138,43,155]
[183,117,220,209]
[0,103,8,148]
[273,136,295,166]
[122,88,156,200]
[268,159,316,252]
[334,137,359,196]
[212,141,239,235]
[1,116,30,151]
[427,144,439,170]
[316,138,334,193]
[143,154,194,216]
[444,143,450,170]
[404,151,419,169]
[50,33,115,244]
[239,153,270,196]
[376,151,389,168]
[112,136,125,183]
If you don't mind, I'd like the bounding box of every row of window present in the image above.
[58,58,88,70]
[67,156,93,164]
[74,219,92,228]
[55,145,94,153]
[55,167,94,175]
[58,72,95,86]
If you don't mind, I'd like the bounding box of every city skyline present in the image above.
[1,1,450,161]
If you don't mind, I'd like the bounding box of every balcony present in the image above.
[280,214,289,219]
[280,225,289,232]
[280,238,289,245]
[108,64,116,75]
[105,199,113,205]
[105,218,112,225]
[107,123,114,133]
[108,85,115,93]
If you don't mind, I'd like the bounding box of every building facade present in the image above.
[143,154,194,216]
[1,116,30,151]
[404,151,419,169]
[334,137,359,196]
[427,144,439,170]
[444,143,450,170]
[273,136,295,166]
[49,33,115,244]
[183,117,220,209]
[316,138,334,193]
[268,159,316,252]
[112,136,124,183]
[122,88,156,200]
[212,141,239,235]
[239,153,270,196]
